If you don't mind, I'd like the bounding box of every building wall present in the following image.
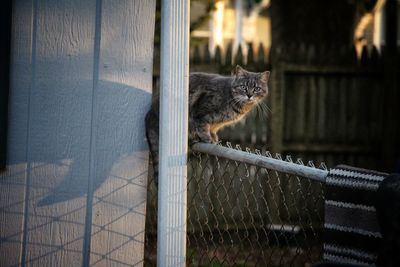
[191,0,271,57]
[0,0,155,266]
[373,0,400,47]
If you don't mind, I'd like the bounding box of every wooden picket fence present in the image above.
[145,42,399,265]
[156,42,394,170]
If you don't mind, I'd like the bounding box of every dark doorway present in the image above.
[0,0,12,170]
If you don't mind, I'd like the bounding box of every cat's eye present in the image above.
[254,87,262,92]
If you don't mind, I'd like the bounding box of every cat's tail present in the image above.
[145,108,159,185]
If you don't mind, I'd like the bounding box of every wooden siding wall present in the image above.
[0,0,155,266]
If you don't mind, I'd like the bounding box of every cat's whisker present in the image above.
[228,97,241,106]
[255,102,271,120]
[262,105,269,116]
[264,103,272,114]
[232,98,244,107]
[259,102,271,115]
[257,102,266,114]
[254,102,267,121]
[256,105,264,120]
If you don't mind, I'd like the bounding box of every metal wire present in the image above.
[145,143,327,266]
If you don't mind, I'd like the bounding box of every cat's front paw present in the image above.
[194,130,213,143]
[210,132,219,143]
[199,137,213,144]
[189,129,213,144]
[188,138,200,146]
[189,136,212,145]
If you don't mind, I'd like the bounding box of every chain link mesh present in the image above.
[145,143,327,266]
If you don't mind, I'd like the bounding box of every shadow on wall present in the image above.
[1,80,151,266]
[1,0,156,265]
[32,80,151,205]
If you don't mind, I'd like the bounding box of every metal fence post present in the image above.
[157,0,190,266]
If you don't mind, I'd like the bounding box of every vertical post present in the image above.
[157,0,190,266]
[234,0,243,55]
[382,0,398,171]
[0,0,12,170]
[270,62,285,154]
[209,1,225,56]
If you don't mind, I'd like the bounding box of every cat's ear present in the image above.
[260,71,270,83]
[232,65,246,78]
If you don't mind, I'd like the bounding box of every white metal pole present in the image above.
[209,1,225,56]
[192,143,328,182]
[234,0,243,55]
[157,0,190,266]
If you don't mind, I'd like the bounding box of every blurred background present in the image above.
[145,1,400,265]
[154,0,400,173]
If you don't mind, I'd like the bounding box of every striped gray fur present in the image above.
[145,66,270,182]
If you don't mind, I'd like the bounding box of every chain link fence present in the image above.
[145,143,327,266]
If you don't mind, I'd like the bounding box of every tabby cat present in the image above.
[145,65,270,181]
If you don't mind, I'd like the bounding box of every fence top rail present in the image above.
[192,143,329,183]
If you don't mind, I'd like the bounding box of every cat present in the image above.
[145,65,270,182]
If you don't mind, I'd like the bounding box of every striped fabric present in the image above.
[323,165,388,266]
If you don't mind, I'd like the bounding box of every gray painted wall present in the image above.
[0,0,155,266]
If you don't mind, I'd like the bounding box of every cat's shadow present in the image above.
[7,79,151,206]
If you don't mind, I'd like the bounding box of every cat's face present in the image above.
[231,65,270,105]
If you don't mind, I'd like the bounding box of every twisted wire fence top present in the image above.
[145,142,328,267]
[192,142,329,182]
